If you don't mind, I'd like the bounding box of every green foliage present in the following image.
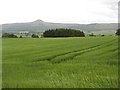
[31,34,39,38]
[19,36,22,38]
[101,34,105,36]
[2,36,118,88]
[116,29,120,35]
[2,33,18,38]
[43,28,85,37]
[89,33,96,37]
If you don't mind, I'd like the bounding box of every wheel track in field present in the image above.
[50,39,116,63]
[34,39,117,63]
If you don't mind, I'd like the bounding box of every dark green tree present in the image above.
[101,34,105,36]
[31,34,39,38]
[19,36,23,38]
[116,29,120,36]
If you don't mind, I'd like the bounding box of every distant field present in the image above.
[2,36,118,88]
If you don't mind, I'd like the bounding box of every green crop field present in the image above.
[2,36,118,88]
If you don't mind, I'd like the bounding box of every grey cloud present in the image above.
[102,0,119,10]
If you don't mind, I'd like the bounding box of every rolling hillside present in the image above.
[2,20,118,35]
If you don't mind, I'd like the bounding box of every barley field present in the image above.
[2,36,118,88]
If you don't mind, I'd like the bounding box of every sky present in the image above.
[0,0,119,24]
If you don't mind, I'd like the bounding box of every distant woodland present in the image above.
[43,28,85,37]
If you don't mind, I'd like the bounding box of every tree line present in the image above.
[43,28,85,37]
[2,33,39,38]
[2,33,18,38]
[2,28,120,38]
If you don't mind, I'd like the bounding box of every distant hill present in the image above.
[2,20,118,35]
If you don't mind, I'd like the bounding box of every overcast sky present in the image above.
[0,0,119,24]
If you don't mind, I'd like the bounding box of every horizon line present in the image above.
[1,19,118,25]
